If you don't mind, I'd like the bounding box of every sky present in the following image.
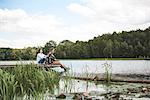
[0,0,150,48]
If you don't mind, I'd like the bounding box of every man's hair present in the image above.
[49,48,55,52]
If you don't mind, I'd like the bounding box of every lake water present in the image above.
[61,60,150,74]
[1,60,150,99]
[0,60,150,74]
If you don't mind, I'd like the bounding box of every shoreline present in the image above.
[60,58,148,60]
[0,57,149,61]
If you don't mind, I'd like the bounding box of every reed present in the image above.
[0,69,17,100]
[102,61,112,85]
[0,63,61,100]
[61,66,74,93]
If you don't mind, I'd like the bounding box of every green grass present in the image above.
[0,63,61,100]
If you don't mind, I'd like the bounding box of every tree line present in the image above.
[0,27,150,60]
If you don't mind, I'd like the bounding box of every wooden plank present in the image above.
[0,64,61,68]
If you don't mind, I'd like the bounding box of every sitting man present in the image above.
[46,48,68,71]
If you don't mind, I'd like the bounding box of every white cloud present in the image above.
[0,38,11,47]
[0,9,94,48]
[0,9,63,35]
[0,9,68,48]
[1,0,150,48]
[67,3,96,17]
[83,0,150,24]
[68,0,150,33]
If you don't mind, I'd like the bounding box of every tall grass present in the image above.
[0,69,17,100]
[102,61,112,84]
[61,66,74,93]
[0,63,61,100]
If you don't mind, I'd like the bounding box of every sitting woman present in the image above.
[46,48,68,71]
[36,49,47,64]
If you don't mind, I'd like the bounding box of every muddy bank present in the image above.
[45,82,150,100]
[112,74,150,80]
[55,73,150,99]
[69,73,150,80]
[63,73,150,84]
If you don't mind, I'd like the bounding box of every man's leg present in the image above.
[52,60,68,71]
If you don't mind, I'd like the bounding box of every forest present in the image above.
[0,27,150,60]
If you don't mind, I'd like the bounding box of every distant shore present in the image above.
[59,58,149,60]
[0,58,149,61]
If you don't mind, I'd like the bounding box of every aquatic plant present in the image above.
[102,61,112,84]
[61,66,74,93]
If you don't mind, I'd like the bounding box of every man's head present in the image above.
[49,48,55,54]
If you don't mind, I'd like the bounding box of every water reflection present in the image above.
[58,79,105,94]
[55,78,150,100]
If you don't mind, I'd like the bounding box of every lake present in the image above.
[0,60,150,74]
[1,60,150,99]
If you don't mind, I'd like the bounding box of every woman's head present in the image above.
[40,49,43,53]
[37,49,43,53]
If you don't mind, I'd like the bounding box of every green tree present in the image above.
[0,48,14,60]
[103,39,112,58]
[55,40,73,58]
[44,40,57,54]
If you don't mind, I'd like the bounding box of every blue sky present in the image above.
[0,0,83,23]
[0,0,79,12]
[0,0,150,48]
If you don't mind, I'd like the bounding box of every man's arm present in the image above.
[51,54,56,60]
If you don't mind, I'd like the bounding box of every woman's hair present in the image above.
[36,48,42,55]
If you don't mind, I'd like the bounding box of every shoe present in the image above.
[64,67,70,72]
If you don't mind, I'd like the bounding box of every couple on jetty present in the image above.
[36,48,68,71]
